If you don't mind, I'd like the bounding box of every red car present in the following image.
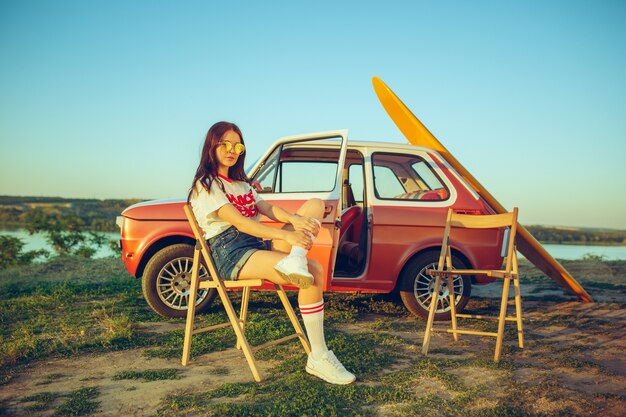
[117,130,505,319]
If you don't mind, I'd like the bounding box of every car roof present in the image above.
[286,138,438,154]
[351,140,435,153]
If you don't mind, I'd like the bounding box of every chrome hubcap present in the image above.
[157,257,210,310]
[414,262,464,314]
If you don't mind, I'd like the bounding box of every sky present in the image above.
[1,0,625,229]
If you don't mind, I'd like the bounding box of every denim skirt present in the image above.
[208,226,265,281]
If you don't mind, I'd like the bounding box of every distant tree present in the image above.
[1,196,144,232]
[22,208,107,258]
[108,238,121,255]
[0,235,49,268]
[582,253,607,262]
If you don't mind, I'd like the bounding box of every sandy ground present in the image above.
[2,259,625,416]
[3,348,270,417]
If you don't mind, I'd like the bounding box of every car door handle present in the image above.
[324,205,333,219]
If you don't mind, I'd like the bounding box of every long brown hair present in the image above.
[187,121,249,201]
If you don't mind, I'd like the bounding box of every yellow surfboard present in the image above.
[373,76,593,302]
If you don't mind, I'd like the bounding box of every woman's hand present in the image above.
[284,229,314,250]
[290,214,321,236]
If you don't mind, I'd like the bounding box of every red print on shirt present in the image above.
[226,191,259,217]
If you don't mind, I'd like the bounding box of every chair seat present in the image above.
[426,269,515,279]
[199,279,265,289]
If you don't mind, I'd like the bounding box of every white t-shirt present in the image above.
[190,174,263,239]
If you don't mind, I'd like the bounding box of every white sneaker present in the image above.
[274,256,314,289]
[305,350,356,385]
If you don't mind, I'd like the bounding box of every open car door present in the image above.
[249,130,349,290]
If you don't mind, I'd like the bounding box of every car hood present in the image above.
[122,198,187,221]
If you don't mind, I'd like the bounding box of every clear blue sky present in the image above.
[1,0,625,229]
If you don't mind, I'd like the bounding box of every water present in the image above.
[1,229,625,260]
[531,244,626,261]
[0,229,120,259]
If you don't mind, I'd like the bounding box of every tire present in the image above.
[142,244,216,318]
[399,251,472,321]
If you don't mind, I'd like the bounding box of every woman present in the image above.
[188,121,355,385]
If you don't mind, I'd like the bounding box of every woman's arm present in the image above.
[256,200,320,235]
[256,200,296,224]
[216,203,313,249]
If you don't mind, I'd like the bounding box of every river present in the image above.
[1,229,626,261]
[1,229,120,259]
[531,244,626,261]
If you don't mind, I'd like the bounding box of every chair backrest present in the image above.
[184,203,205,241]
[449,211,517,229]
[441,207,519,272]
[183,203,222,282]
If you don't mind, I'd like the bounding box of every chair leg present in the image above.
[182,247,201,366]
[215,284,263,382]
[275,284,311,354]
[494,277,511,362]
[447,275,458,342]
[513,276,524,349]
[422,276,442,355]
[236,287,251,350]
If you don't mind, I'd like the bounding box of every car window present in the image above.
[372,152,449,201]
[279,161,338,192]
[252,140,342,193]
[373,165,406,198]
[412,160,446,191]
[348,164,364,203]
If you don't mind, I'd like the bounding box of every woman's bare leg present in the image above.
[270,198,325,305]
[272,198,325,254]
[239,199,355,384]
[238,250,324,305]
[239,198,325,301]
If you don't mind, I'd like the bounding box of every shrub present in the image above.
[0,235,49,269]
[22,209,107,258]
[582,253,607,261]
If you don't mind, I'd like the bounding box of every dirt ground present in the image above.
[2,259,625,416]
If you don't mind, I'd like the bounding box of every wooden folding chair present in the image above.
[181,204,311,382]
[422,207,524,362]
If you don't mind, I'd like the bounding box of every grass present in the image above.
[155,373,418,417]
[112,368,182,382]
[20,392,60,412]
[1,256,625,416]
[18,387,100,416]
[0,258,169,389]
[52,387,100,416]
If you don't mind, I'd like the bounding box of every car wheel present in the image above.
[399,251,471,321]
[142,244,216,318]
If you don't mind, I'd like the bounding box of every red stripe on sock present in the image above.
[300,304,324,315]
[300,306,324,315]
[299,301,323,310]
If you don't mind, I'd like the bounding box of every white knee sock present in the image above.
[299,299,328,358]
[290,245,308,258]
[289,218,321,258]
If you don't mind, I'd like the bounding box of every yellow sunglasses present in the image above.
[218,141,246,155]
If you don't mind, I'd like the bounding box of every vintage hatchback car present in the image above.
[118,130,506,320]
